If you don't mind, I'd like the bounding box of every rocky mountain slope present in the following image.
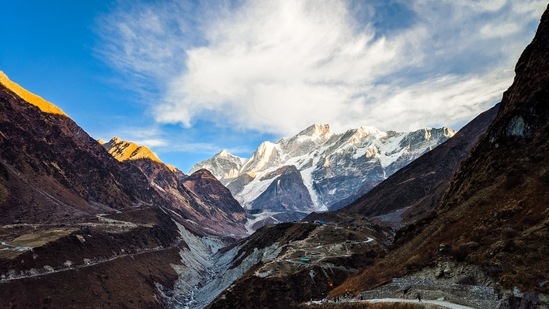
[0,72,246,308]
[191,124,455,226]
[330,5,549,307]
[200,98,499,309]
[0,75,166,224]
[206,220,393,309]
[101,137,248,238]
[204,6,549,309]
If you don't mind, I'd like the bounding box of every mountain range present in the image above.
[0,4,548,309]
[206,6,549,308]
[191,124,455,228]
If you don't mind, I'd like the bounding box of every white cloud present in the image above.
[98,0,547,135]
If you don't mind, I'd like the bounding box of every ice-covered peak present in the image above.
[297,124,333,139]
[357,126,382,136]
[257,141,276,152]
[217,149,231,157]
[442,127,457,138]
[240,141,281,174]
[215,149,243,161]
[348,126,384,142]
[189,122,455,222]
[413,127,457,142]
[189,149,247,183]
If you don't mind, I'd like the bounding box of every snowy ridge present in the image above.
[190,124,455,230]
[240,141,282,174]
[189,150,247,184]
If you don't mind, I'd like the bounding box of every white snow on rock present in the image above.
[190,124,455,230]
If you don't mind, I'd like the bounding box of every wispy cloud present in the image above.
[95,122,254,159]
[97,0,546,135]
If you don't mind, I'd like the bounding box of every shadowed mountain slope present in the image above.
[0,72,245,308]
[332,5,549,299]
[0,78,165,224]
[338,103,499,225]
[101,137,248,238]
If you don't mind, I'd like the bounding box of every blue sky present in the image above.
[1,1,546,172]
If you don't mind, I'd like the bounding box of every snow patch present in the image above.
[245,211,281,234]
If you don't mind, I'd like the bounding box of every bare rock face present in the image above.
[251,165,313,213]
[180,169,247,237]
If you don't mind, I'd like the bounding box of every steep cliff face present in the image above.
[180,169,247,237]
[250,165,314,213]
[332,5,549,301]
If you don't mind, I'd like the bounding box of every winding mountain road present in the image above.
[363,298,476,309]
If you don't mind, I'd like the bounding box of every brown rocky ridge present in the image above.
[208,220,393,309]
[329,5,549,308]
[101,137,248,238]
[0,72,246,308]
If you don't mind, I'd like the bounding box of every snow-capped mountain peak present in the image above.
[190,124,455,230]
[189,149,246,184]
[240,141,281,174]
[217,149,232,158]
[297,124,333,139]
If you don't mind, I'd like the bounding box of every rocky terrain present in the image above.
[191,124,455,228]
[0,73,245,308]
[102,138,248,238]
[206,220,393,309]
[1,4,548,309]
[203,6,549,309]
[328,5,549,308]
[0,207,183,308]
